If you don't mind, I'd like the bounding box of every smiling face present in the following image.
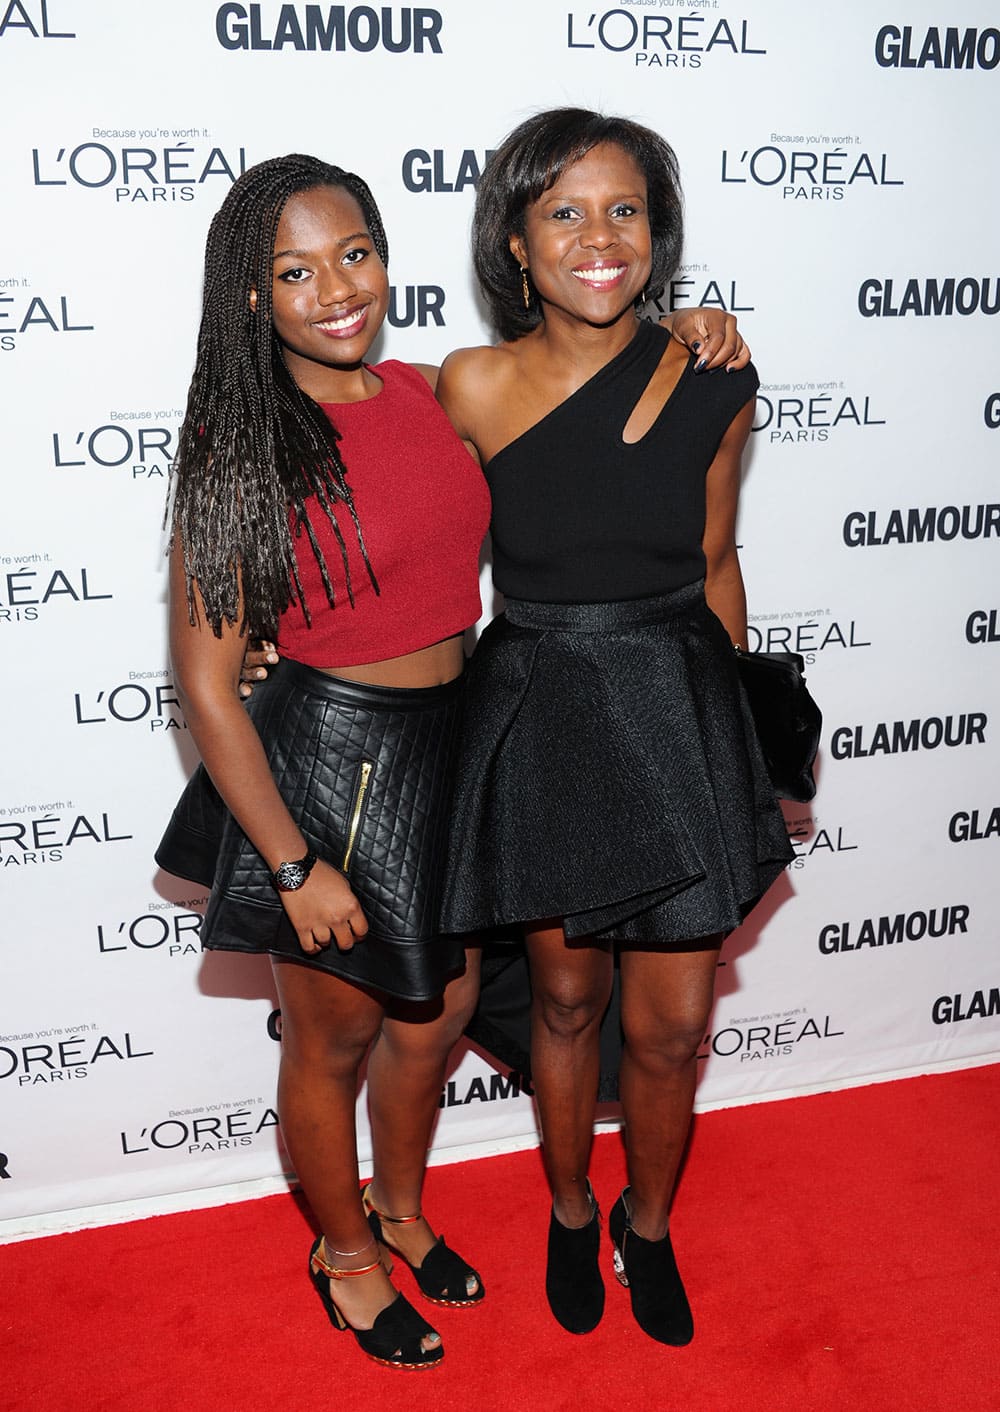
[510,142,652,332]
[262,183,388,397]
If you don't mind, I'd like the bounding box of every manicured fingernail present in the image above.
[691,340,701,352]
[726,364,735,373]
[695,357,707,372]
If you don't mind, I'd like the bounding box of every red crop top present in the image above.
[277,359,491,668]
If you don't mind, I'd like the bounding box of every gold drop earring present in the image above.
[520,266,531,309]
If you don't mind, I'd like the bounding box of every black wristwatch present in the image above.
[272,850,318,892]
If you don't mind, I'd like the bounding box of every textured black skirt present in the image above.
[441,582,792,942]
[156,658,466,1002]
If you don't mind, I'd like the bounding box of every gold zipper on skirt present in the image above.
[341,760,373,873]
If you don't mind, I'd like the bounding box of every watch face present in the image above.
[273,853,316,891]
[274,861,306,890]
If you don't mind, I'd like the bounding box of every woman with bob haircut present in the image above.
[158,147,745,1370]
[438,108,792,1347]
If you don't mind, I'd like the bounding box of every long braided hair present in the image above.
[169,154,389,638]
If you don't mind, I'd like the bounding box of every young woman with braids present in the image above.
[158,150,747,1370]
[435,110,793,1348]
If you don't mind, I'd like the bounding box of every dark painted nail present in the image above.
[691,340,701,352]
[695,357,707,372]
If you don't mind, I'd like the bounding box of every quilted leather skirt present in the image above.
[441,582,793,942]
[156,658,466,1001]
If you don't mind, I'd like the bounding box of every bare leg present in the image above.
[526,924,613,1227]
[618,941,721,1239]
[366,948,482,1290]
[525,924,612,1332]
[272,957,439,1348]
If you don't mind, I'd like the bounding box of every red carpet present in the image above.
[6,1066,1000,1412]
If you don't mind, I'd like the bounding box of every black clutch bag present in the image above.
[735,648,822,802]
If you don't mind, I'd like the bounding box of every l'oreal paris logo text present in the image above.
[721,144,903,200]
[32,142,248,202]
[0,1,74,39]
[0,291,92,351]
[0,563,111,624]
[567,10,764,66]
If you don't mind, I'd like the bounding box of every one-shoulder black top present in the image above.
[484,319,758,603]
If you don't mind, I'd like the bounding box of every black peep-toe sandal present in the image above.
[361,1182,485,1308]
[308,1236,444,1370]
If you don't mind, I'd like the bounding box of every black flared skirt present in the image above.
[440,583,793,1095]
[156,658,466,1002]
[442,582,792,942]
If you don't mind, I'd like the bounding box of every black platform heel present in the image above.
[308,1236,444,1370]
[361,1182,484,1307]
[608,1187,694,1346]
[545,1180,605,1334]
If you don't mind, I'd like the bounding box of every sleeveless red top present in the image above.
[277,360,490,668]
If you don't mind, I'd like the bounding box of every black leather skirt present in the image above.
[441,582,793,942]
[156,658,466,1001]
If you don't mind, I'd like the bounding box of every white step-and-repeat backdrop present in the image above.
[2,1,998,1234]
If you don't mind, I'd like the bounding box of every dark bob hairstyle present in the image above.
[473,108,683,342]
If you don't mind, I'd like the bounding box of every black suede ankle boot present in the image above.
[609,1187,694,1346]
[545,1184,605,1334]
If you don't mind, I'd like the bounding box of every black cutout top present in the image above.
[485,320,758,603]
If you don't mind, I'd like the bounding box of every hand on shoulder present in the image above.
[659,308,750,372]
